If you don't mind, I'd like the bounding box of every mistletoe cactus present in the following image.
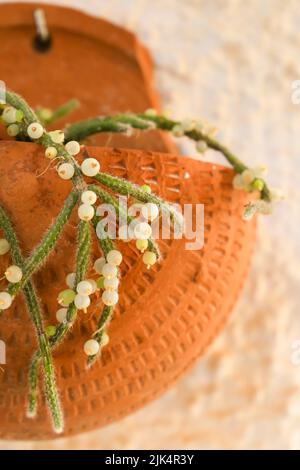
[0,90,282,433]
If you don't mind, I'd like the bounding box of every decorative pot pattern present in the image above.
[0,142,255,439]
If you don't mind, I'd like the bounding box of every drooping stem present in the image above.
[93,172,181,225]
[88,184,160,258]
[0,205,63,432]
[27,221,91,413]
[87,218,115,366]
[65,113,271,201]
[5,90,84,187]
[7,190,79,299]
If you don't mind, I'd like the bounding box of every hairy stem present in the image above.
[65,113,271,201]
[8,190,79,298]
[88,184,160,257]
[87,218,115,366]
[28,222,91,409]
[0,205,63,432]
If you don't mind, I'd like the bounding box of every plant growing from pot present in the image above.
[0,90,283,437]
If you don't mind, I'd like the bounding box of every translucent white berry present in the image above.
[78,203,95,221]
[45,146,58,160]
[196,140,208,153]
[81,190,97,205]
[86,279,97,294]
[94,257,106,274]
[76,280,93,296]
[81,158,100,177]
[65,140,81,156]
[66,272,76,289]
[133,222,152,240]
[172,124,184,137]
[241,169,255,185]
[102,290,119,306]
[181,119,195,132]
[102,263,118,279]
[74,294,91,310]
[0,292,13,310]
[2,107,17,124]
[49,130,65,144]
[136,239,148,252]
[104,277,119,291]
[142,251,157,268]
[56,308,68,323]
[101,332,110,346]
[0,239,10,255]
[141,203,159,221]
[5,265,23,283]
[84,339,99,356]
[7,123,19,137]
[145,108,157,116]
[57,163,75,180]
[107,250,122,266]
[27,122,44,139]
[232,174,245,190]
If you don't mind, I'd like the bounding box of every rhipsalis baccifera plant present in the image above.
[0,90,283,433]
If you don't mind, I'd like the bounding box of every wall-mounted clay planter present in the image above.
[0,142,256,439]
[0,2,174,153]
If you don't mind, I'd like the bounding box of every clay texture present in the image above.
[0,142,255,439]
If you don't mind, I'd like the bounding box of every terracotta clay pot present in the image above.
[0,2,174,153]
[0,141,256,439]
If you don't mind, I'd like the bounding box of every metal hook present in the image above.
[33,8,51,53]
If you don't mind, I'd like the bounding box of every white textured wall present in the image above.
[1,0,300,450]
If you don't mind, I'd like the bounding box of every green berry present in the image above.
[45,325,56,337]
[96,276,105,289]
[15,110,24,122]
[57,289,75,306]
[251,178,264,192]
[140,185,152,193]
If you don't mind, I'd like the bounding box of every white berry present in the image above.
[74,294,91,310]
[56,308,68,323]
[57,163,75,180]
[65,140,81,156]
[66,272,76,289]
[78,203,94,221]
[76,280,93,296]
[81,158,100,177]
[107,250,122,266]
[101,332,110,346]
[0,292,13,310]
[102,263,117,279]
[2,107,17,124]
[7,123,19,137]
[84,339,100,356]
[141,203,159,221]
[0,239,10,255]
[5,265,23,283]
[104,277,119,291]
[86,279,97,294]
[102,290,119,306]
[45,146,58,160]
[94,257,106,274]
[134,222,152,239]
[49,130,65,144]
[142,251,157,268]
[81,190,97,205]
[27,122,44,139]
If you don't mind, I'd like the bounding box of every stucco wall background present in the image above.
[1,0,300,450]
